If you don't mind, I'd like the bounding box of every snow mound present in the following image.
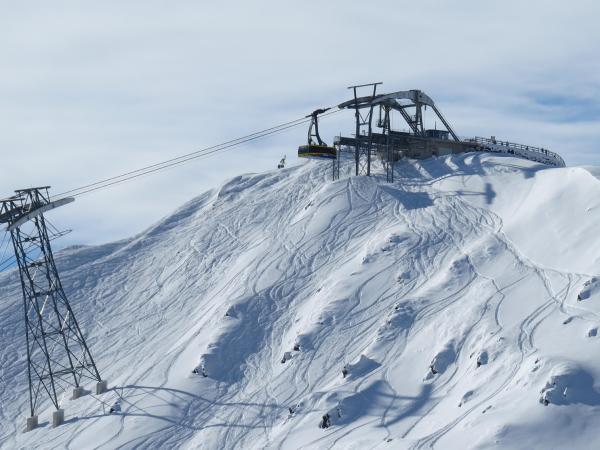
[539,362,600,406]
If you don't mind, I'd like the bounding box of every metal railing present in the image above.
[466,136,566,168]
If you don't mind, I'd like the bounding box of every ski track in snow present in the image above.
[2,153,600,449]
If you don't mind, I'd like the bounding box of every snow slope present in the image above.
[2,152,600,449]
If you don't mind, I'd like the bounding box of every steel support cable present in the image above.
[55,116,307,197]
[0,232,10,269]
[0,257,16,272]
[65,118,318,197]
[55,109,341,199]
[55,109,342,199]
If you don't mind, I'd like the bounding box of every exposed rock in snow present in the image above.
[281,351,292,364]
[342,355,381,380]
[425,341,456,379]
[578,277,600,301]
[108,401,121,415]
[319,413,331,429]
[563,316,574,325]
[458,390,474,407]
[476,350,489,368]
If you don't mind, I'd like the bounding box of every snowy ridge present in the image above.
[2,153,600,449]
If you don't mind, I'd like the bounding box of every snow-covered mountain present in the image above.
[2,153,600,449]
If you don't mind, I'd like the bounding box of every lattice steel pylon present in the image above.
[0,187,105,431]
[348,82,382,176]
[378,104,394,183]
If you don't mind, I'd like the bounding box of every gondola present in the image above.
[297,144,336,159]
[298,108,337,160]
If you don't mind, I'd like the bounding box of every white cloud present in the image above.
[0,0,598,246]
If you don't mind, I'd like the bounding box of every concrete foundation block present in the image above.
[52,409,64,428]
[25,415,38,432]
[95,380,108,395]
[72,386,84,400]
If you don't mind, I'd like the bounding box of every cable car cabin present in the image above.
[299,108,336,160]
[298,144,337,160]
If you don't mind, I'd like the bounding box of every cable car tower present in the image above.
[346,82,382,176]
[0,187,106,431]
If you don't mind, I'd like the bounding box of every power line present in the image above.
[56,115,310,197]
[55,109,341,199]
[65,118,311,198]
[66,119,315,197]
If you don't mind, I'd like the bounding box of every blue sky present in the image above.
[0,0,599,247]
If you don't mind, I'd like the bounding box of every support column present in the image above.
[96,380,108,395]
[72,386,84,400]
[25,416,38,432]
[52,409,64,428]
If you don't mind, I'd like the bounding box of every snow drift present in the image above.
[2,153,600,449]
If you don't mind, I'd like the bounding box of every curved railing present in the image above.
[466,137,566,168]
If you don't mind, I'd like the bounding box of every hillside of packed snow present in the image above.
[2,152,600,449]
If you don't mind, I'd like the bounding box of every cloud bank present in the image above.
[0,0,598,245]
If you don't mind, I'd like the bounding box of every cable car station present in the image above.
[298,82,565,181]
